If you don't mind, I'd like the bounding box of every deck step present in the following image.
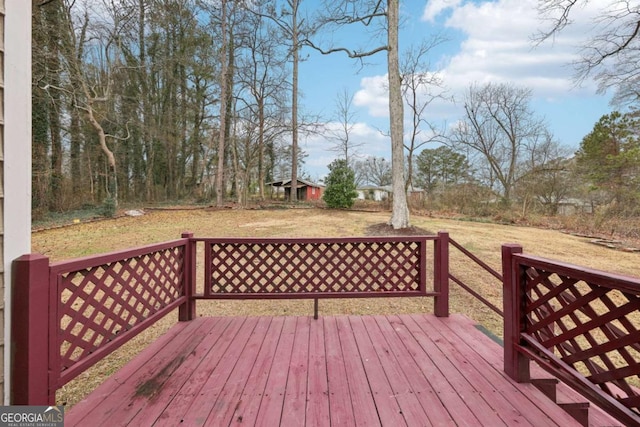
[532,376,592,426]
[531,378,558,402]
[531,377,591,426]
[530,367,623,427]
[558,402,590,427]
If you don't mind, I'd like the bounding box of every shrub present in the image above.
[100,197,118,217]
[323,159,358,209]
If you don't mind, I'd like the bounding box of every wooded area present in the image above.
[33,0,301,216]
[32,0,640,223]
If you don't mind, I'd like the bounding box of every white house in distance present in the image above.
[357,184,425,203]
[356,185,392,202]
[2,1,32,404]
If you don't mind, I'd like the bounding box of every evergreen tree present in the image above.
[576,111,640,212]
[323,159,358,209]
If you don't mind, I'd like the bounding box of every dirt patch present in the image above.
[238,219,295,229]
[562,232,640,253]
[365,222,434,236]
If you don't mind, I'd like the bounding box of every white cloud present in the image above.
[422,0,463,22]
[352,0,607,124]
[354,75,389,118]
[302,121,390,174]
[437,0,604,97]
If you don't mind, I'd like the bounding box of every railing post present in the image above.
[502,243,530,382]
[11,254,52,405]
[434,231,449,317]
[179,232,196,321]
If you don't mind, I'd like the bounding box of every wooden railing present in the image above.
[11,232,448,405]
[449,237,503,316]
[502,244,640,426]
[11,237,191,405]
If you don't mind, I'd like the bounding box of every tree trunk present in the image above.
[387,0,409,229]
[70,102,82,195]
[88,107,118,201]
[290,0,299,202]
[48,55,63,210]
[215,0,229,206]
[258,98,265,200]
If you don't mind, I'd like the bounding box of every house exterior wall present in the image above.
[306,186,323,201]
[0,0,5,404]
[284,185,323,201]
[3,0,32,404]
[357,188,388,202]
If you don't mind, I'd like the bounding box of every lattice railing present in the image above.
[200,237,432,298]
[503,246,640,426]
[50,240,188,387]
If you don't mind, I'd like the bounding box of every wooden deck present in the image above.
[65,314,616,427]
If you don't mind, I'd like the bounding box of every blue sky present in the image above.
[294,0,614,181]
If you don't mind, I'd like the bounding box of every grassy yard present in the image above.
[31,207,640,407]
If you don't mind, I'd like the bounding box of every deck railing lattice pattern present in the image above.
[53,244,186,385]
[524,266,640,414]
[204,238,426,296]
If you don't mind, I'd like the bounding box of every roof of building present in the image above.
[268,178,324,188]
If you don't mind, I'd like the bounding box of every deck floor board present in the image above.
[228,316,285,426]
[179,317,262,426]
[373,315,456,426]
[154,316,246,426]
[323,316,357,427]
[66,314,607,427]
[305,317,330,427]
[281,317,312,427]
[253,316,297,427]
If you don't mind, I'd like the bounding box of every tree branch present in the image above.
[303,38,388,58]
[36,0,59,7]
[105,121,131,141]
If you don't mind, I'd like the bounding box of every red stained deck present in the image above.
[65,313,615,427]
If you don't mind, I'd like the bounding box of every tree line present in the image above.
[33,0,305,217]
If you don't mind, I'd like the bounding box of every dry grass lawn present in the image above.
[31,207,640,407]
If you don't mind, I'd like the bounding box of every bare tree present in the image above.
[535,0,640,106]
[57,0,131,205]
[249,0,315,202]
[311,0,409,228]
[401,38,448,191]
[515,132,570,216]
[214,0,231,206]
[237,7,289,200]
[449,82,549,205]
[355,156,393,187]
[326,88,364,165]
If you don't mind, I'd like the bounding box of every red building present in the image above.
[269,178,324,201]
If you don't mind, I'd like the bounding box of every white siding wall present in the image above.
[0,0,5,404]
[3,0,32,404]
